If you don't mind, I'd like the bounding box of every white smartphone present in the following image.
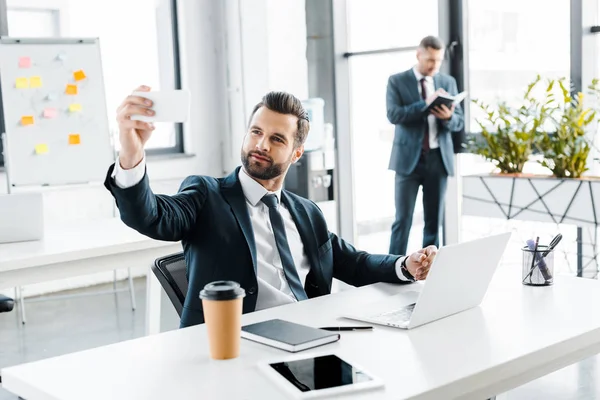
[257,353,385,399]
[130,90,190,123]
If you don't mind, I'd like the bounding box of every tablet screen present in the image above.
[268,354,374,392]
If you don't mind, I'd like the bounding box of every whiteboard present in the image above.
[0,37,114,187]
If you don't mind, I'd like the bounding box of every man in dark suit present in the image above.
[386,36,464,256]
[105,86,437,328]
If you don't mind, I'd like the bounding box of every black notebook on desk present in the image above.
[241,319,340,352]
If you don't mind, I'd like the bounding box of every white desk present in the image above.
[4,269,600,400]
[0,218,181,334]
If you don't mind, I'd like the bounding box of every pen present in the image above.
[319,326,373,331]
[528,236,539,284]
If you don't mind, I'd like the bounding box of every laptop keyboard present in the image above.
[369,303,416,324]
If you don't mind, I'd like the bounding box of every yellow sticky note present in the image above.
[35,144,48,154]
[73,70,86,81]
[68,134,81,145]
[16,77,28,89]
[66,84,78,95]
[30,76,42,88]
[21,116,34,126]
[69,103,82,112]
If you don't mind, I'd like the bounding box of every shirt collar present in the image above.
[413,66,433,83]
[238,168,282,207]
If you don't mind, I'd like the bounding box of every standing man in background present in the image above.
[386,36,464,256]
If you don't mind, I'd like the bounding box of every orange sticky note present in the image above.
[43,108,57,118]
[69,103,82,112]
[68,134,81,145]
[19,57,31,68]
[35,144,48,154]
[30,76,42,88]
[16,77,28,89]
[73,70,86,81]
[66,84,78,95]
[21,116,34,126]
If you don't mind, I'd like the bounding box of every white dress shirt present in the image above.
[112,156,411,310]
[413,66,439,149]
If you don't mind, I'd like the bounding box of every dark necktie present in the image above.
[420,77,430,153]
[261,194,308,301]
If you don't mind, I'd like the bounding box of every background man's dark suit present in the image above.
[105,165,408,328]
[386,69,464,255]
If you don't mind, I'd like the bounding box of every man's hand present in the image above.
[431,104,455,120]
[425,88,447,105]
[405,245,437,280]
[116,85,156,169]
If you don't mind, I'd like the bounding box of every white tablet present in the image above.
[258,353,384,399]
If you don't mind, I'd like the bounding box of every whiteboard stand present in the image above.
[2,132,27,324]
[0,37,136,322]
[1,132,12,195]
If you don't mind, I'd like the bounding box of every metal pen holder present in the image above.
[522,245,554,286]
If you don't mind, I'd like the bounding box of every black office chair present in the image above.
[0,295,14,313]
[152,252,188,317]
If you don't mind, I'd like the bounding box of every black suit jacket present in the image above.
[105,165,406,328]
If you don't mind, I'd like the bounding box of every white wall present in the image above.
[1,0,228,297]
[222,0,309,172]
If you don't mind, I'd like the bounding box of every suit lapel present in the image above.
[220,167,257,275]
[281,191,322,278]
[433,74,442,91]
[404,70,422,103]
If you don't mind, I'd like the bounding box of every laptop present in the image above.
[0,192,44,243]
[343,232,511,329]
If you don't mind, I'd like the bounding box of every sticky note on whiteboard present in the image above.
[65,84,78,95]
[16,77,28,89]
[35,144,49,154]
[30,76,42,88]
[21,116,34,126]
[69,103,82,112]
[19,57,31,68]
[68,134,81,145]
[43,108,57,118]
[73,70,86,81]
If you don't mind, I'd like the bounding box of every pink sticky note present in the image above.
[43,108,57,119]
[19,57,31,68]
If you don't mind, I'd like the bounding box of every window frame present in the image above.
[0,0,184,167]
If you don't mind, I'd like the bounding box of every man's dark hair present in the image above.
[249,91,310,148]
[419,36,444,51]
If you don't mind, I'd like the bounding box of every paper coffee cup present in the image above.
[200,281,246,360]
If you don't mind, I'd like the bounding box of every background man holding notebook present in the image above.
[386,35,465,256]
[105,86,437,328]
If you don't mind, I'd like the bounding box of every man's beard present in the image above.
[241,150,286,180]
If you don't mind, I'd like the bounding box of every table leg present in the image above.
[577,226,583,277]
[145,266,162,335]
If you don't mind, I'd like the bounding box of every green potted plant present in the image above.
[536,78,598,178]
[468,75,548,175]
[462,77,600,261]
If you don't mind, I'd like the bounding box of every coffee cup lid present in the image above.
[199,280,246,301]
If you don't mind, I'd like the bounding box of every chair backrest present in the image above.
[152,252,188,317]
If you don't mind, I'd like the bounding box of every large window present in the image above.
[344,0,438,253]
[0,0,183,167]
[459,0,576,273]
[466,0,570,132]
